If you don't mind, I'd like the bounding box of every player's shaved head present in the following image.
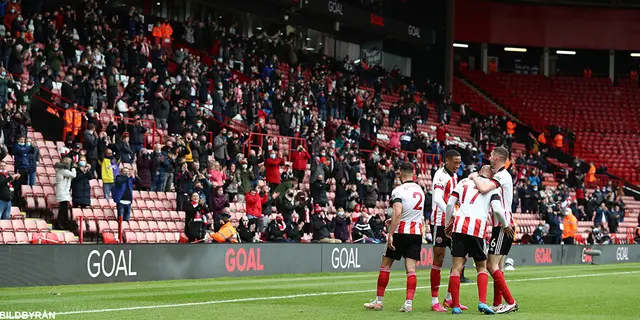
[479,165,493,178]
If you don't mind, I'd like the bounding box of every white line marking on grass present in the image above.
[55,270,640,316]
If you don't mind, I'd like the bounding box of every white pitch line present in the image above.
[55,270,640,316]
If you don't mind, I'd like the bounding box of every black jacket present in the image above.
[71,169,94,206]
[0,172,16,201]
[312,214,332,241]
[267,220,287,241]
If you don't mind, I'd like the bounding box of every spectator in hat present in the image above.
[12,136,29,185]
[352,212,380,243]
[267,214,289,242]
[128,116,147,154]
[312,205,341,243]
[55,157,76,229]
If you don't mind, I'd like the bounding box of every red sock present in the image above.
[430,265,442,298]
[449,272,461,308]
[491,270,514,305]
[493,280,502,306]
[406,272,417,300]
[377,267,390,297]
[477,271,489,304]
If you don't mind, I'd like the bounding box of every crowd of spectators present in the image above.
[0,0,635,246]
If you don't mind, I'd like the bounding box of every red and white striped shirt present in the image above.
[390,181,425,235]
[431,167,458,226]
[449,178,501,239]
[489,168,514,228]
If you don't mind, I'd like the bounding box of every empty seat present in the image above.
[164,232,176,243]
[23,220,38,232]
[36,219,49,232]
[135,232,147,243]
[148,221,160,231]
[157,221,169,231]
[156,232,167,243]
[129,220,141,231]
[0,220,13,231]
[138,221,150,231]
[98,220,111,233]
[63,232,78,244]
[166,221,178,232]
[11,220,26,232]
[125,231,138,243]
[15,232,29,243]
[2,232,16,244]
[146,232,157,243]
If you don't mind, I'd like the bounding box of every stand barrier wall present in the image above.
[0,244,638,287]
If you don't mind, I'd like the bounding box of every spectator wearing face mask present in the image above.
[71,157,93,209]
[112,167,140,222]
[12,135,29,186]
[265,150,284,190]
[55,157,76,229]
[237,216,256,243]
[286,213,304,242]
[117,133,135,164]
[213,129,229,166]
[278,188,297,222]
[24,137,39,186]
[245,185,268,230]
[291,145,310,183]
[310,156,330,184]
[267,214,290,242]
[236,159,254,203]
[310,174,330,207]
[333,208,351,243]
[209,186,229,225]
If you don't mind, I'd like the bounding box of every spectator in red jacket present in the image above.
[290,146,310,183]
[436,121,449,143]
[265,151,284,189]
[245,186,268,230]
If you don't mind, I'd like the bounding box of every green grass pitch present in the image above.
[2,263,639,319]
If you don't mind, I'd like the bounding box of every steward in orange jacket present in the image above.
[562,208,578,244]
[506,120,516,135]
[64,106,82,138]
[152,23,162,45]
[212,215,239,243]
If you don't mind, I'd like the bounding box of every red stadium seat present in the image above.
[146,232,157,243]
[15,232,29,243]
[11,220,26,232]
[2,232,16,244]
[0,220,13,231]
[156,232,167,243]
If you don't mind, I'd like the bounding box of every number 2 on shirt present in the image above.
[461,185,480,204]
[412,192,423,210]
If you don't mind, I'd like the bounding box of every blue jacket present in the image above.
[13,143,30,170]
[112,174,135,204]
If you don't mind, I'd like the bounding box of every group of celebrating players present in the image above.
[364,147,519,315]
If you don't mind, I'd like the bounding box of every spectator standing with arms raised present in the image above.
[71,157,93,209]
[112,167,139,222]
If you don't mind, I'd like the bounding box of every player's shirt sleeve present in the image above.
[490,173,503,188]
[389,188,402,205]
[433,172,446,190]
[450,181,463,200]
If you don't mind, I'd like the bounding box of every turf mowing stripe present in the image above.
[54,270,640,316]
